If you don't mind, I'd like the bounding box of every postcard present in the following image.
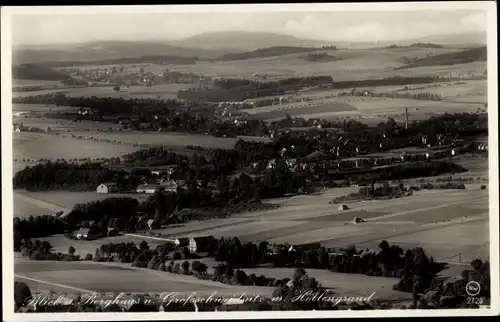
[2,2,498,320]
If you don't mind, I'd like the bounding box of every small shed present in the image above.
[107,227,119,237]
[353,217,365,224]
[188,236,216,254]
[339,204,349,211]
[96,182,119,194]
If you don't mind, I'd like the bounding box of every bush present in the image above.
[480,185,487,190]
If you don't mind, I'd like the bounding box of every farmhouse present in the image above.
[13,123,22,132]
[75,227,99,240]
[147,219,160,230]
[107,227,119,237]
[136,184,163,194]
[174,237,190,248]
[188,236,217,254]
[288,242,322,253]
[339,204,349,210]
[96,182,119,194]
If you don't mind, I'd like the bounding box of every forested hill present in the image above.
[12,64,71,81]
[395,46,487,70]
[37,55,198,68]
[216,46,320,61]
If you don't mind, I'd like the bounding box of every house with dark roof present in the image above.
[74,227,99,240]
[147,219,159,230]
[174,237,190,248]
[107,227,119,237]
[188,236,217,253]
[136,184,163,194]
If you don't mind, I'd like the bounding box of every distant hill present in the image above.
[12,64,70,81]
[387,43,444,49]
[397,32,487,47]
[171,31,334,51]
[217,46,320,61]
[12,41,230,65]
[38,55,198,68]
[395,46,487,70]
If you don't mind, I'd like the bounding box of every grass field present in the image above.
[243,96,481,121]
[68,131,242,149]
[12,132,139,162]
[14,186,487,298]
[133,185,489,263]
[14,256,412,301]
[129,47,474,80]
[13,79,61,87]
[12,84,194,100]
[13,190,150,218]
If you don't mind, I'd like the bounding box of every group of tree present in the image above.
[12,161,141,191]
[303,52,342,62]
[395,46,487,70]
[14,215,69,250]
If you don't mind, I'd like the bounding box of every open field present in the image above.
[13,132,139,162]
[12,104,79,115]
[12,84,195,100]
[138,186,489,263]
[57,47,486,82]
[13,190,150,218]
[244,96,481,121]
[66,131,245,149]
[15,188,485,297]
[13,79,61,87]
[108,47,477,80]
[14,255,410,301]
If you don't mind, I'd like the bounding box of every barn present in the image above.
[96,182,119,194]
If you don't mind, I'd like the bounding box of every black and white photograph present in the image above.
[1,2,498,320]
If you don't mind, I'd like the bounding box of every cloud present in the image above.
[460,12,487,31]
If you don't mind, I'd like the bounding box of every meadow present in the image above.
[13,79,61,87]
[13,185,487,297]
[243,96,481,121]
[12,83,194,99]
[12,132,139,162]
[13,191,150,218]
[138,185,489,264]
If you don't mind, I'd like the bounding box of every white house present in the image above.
[96,182,119,194]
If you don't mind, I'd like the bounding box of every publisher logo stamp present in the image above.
[465,281,481,296]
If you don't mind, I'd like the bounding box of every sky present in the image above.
[10,7,488,46]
